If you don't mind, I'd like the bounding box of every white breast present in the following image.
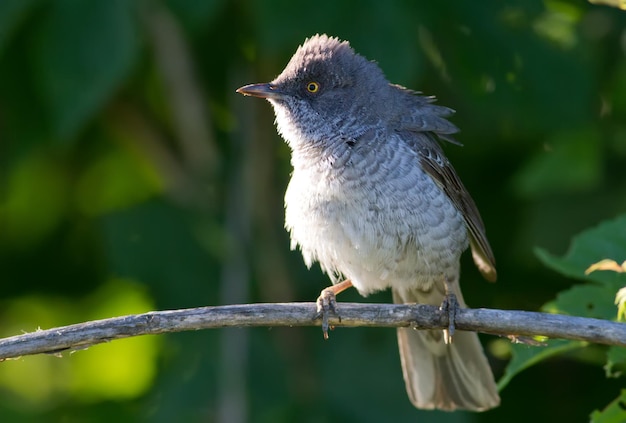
[284,133,468,296]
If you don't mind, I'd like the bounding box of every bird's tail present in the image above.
[392,286,500,411]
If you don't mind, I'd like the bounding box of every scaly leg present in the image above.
[316,279,353,339]
[440,276,459,344]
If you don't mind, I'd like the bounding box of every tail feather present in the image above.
[393,288,500,411]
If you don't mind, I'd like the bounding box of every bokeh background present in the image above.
[1,0,626,422]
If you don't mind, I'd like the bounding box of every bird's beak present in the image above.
[236,83,284,100]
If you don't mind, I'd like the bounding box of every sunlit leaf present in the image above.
[590,390,626,423]
[589,0,626,10]
[70,279,159,400]
[586,259,626,275]
[533,0,581,49]
[0,279,158,405]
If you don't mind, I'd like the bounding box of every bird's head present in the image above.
[237,34,388,148]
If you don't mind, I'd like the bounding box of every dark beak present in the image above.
[236,83,284,99]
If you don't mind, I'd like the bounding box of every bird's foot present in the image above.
[440,277,459,344]
[314,279,353,340]
[315,288,341,340]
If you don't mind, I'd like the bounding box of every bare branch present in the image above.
[0,303,624,360]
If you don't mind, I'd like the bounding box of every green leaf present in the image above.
[497,339,585,390]
[590,390,626,423]
[31,0,139,141]
[535,215,626,285]
[536,215,626,319]
[501,216,626,390]
[542,284,620,320]
[605,346,626,378]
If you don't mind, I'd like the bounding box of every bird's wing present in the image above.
[408,132,497,282]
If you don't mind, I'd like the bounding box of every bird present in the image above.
[237,34,500,411]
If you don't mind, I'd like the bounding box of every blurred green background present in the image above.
[1,0,625,421]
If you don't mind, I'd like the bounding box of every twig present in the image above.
[0,303,624,360]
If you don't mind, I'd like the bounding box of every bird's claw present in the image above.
[315,288,341,339]
[440,292,459,344]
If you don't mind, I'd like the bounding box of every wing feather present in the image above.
[408,132,497,282]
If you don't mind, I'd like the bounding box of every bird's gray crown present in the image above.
[274,34,372,87]
[271,34,388,100]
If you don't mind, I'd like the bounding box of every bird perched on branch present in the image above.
[237,34,499,411]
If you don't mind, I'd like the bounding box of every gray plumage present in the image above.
[237,34,499,411]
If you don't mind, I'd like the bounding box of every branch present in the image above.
[0,303,624,360]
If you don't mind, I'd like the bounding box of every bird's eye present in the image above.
[306,82,320,93]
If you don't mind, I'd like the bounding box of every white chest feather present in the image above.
[284,136,468,296]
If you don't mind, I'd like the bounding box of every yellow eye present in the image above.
[306,81,320,93]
